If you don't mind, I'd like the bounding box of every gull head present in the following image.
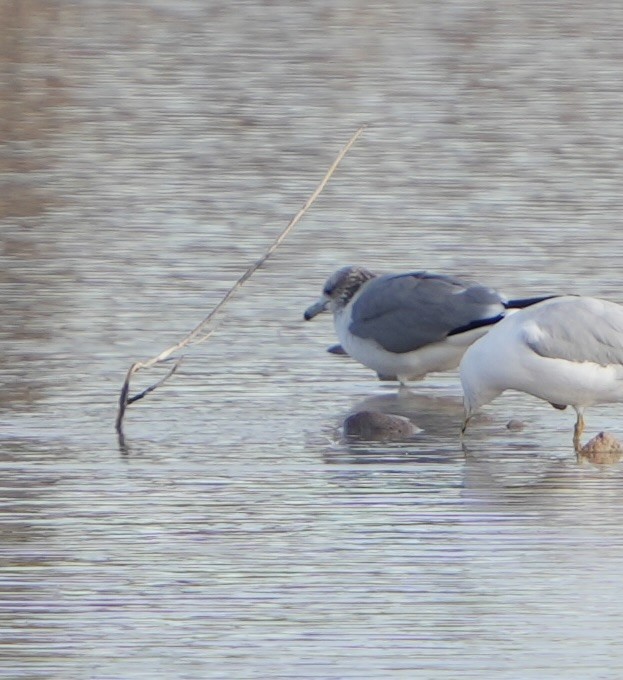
[304,266,376,320]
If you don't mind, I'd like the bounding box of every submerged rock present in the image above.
[506,419,525,431]
[578,431,623,465]
[343,410,419,442]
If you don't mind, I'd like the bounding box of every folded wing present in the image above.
[523,297,623,367]
[349,272,506,354]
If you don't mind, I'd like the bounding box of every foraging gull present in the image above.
[304,265,552,385]
[460,295,623,449]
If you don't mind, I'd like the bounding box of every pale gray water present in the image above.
[3,1,623,678]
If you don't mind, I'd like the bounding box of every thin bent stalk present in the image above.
[115,125,366,436]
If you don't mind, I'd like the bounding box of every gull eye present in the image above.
[323,277,339,296]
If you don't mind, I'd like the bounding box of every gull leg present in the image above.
[460,415,473,459]
[573,409,585,451]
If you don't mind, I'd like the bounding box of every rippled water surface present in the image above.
[4,1,623,677]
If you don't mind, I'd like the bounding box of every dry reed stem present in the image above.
[115,125,366,435]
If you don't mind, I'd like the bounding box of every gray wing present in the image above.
[524,296,623,367]
[349,272,506,354]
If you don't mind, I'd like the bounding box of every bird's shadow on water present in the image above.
[322,409,623,510]
[352,386,465,437]
[322,386,468,465]
[322,386,623,477]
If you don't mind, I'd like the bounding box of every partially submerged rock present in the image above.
[343,410,420,442]
[327,344,348,355]
[506,419,525,431]
[578,431,623,465]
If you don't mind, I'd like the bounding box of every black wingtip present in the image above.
[505,294,558,310]
[447,313,505,337]
[447,296,559,338]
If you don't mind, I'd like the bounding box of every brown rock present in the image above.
[578,431,623,465]
[343,410,419,442]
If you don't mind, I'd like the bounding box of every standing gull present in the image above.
[304,266,552,385]
[460,295,623,449]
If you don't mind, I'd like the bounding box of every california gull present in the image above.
[304,265,553,385]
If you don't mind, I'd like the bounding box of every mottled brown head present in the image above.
[304,266,377,319]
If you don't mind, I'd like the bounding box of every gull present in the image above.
[460,295,623,449]
[304,265,552,385]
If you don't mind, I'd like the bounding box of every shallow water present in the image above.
[3,1,623,677]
